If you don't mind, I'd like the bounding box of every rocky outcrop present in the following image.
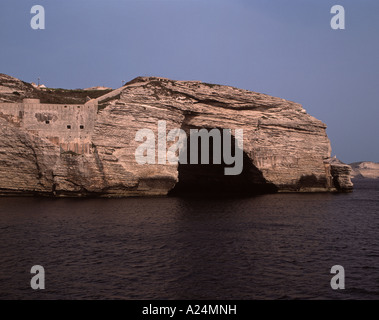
[0,75,353,197]
[0,73,36,103]
[350,162,379,179]
[0,73,112,104]
[325,157,353,192]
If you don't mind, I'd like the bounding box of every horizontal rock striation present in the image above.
[0,73,36,103]
[350,161,379,179]
[0,74,353,197]
[325,157,353,192]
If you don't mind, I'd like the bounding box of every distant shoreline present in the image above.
[350,161,379,180]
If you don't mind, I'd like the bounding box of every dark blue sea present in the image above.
[0,179,378,300]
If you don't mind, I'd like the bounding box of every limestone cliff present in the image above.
[0,74,353,197]
[350,162,379,179]
[0,73,36,103]
[325,157,353,192]
[0,73,112,104]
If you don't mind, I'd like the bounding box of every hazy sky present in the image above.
[1,0,378,163]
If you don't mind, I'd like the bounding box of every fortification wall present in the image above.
[0,102,24,118]
[0,99,98,154]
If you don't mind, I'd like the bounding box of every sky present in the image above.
[0,0,378,164]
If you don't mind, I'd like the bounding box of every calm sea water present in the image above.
[0,179,378,300]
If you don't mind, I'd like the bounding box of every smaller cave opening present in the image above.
[168,128,278,197]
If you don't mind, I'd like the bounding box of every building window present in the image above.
[64,105,67,108]
[67,125,71,129]
[77,106,80,108]
[45,120,50,124]
[80,125,84,129]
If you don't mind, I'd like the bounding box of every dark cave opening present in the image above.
[168,128,278,197]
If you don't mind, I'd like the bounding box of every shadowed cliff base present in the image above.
[169,129,278,197]
[276,174,332,193]
[169,163,278,197]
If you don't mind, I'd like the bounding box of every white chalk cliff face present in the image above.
[350,162,379,179]
[0,75,353,197]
